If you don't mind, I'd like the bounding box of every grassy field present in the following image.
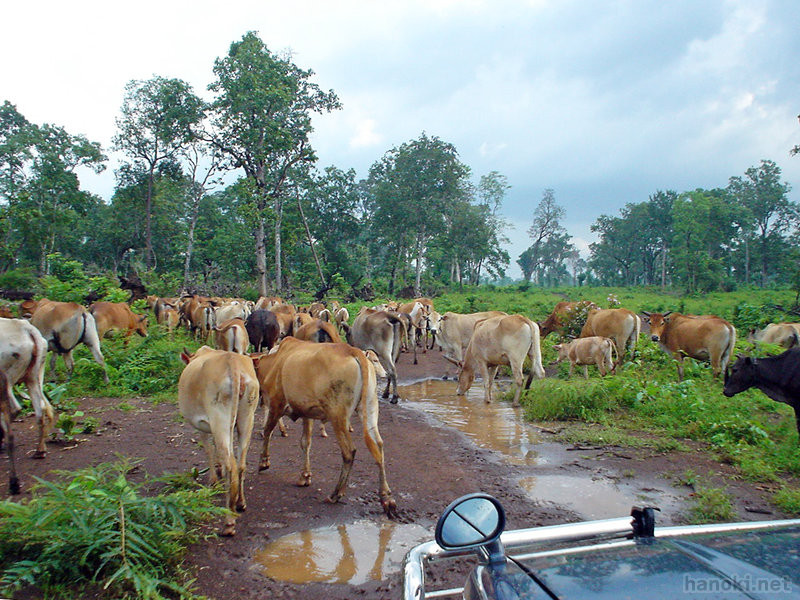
[27,285,800,518]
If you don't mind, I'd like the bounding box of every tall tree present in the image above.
[728,160,795,287]
[368,133,470,294]
[208,31,341,295]
[113,77,204,269]
[518,189,569,285]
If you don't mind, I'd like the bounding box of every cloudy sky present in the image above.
[2,0,799,278]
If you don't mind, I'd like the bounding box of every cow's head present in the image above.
[722,355,756,397]
[642,311,671,342]
[180,345,214,364]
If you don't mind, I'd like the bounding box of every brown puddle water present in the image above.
[254,377,684,584]
[253,519,430,585]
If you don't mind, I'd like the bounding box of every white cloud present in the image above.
[349,119,382,149]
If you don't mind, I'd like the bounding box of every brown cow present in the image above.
[643,312,736,381]
[179,346,259,536]
[0,317,55,459]
[30,300,108,383]
[214,318,250,354]
[253,337,396,517]
[89,301,148,345]
[456,314,546,406]
[538,301,599,338]
[269,303,296,339]
[578,308,640,369]
[553,336,616,379]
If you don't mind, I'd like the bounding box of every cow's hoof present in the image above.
[220,525,236,537]
[32,450,46,459]
[413,359,418,365]
[390,395,399,404]
[325,493,343,505]
[296,473,311,487]
[9,477,20,495]
[236,502,246,513]
[382,496,398,519]
[258,461,270,472]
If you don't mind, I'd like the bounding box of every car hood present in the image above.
[517,525,800,600]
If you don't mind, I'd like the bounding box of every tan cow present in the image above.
[578,308,641,369]
[269,303,296,339]
[749,323,800,349]
[214,318,250,354]
[161,305,180,336]
[456,314,545,406]
[437,311,508,367]
[178,346,259,536]
[553,336,616,379]
[253,337,396,517]
[0,318,55,459]
[343,309,404,402]
[89,301,148,345]
[538,301,599,338]
[30,300,108,383]
[397,301,428,359]
[293,319,342,343]
[334,306,350,334]
[0,369,20,493]
[643,312,736,381]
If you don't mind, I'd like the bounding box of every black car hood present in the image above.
[518,525,800,599]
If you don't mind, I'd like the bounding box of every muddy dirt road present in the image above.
[1,347,789,599]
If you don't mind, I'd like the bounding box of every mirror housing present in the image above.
[435,493,506,553]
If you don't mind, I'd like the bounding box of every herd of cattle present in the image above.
[1,294,800,534]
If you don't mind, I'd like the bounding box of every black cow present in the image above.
[245,309,280,353]
[723,348,800,436]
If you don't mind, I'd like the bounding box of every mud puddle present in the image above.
[400,379,685,523]
[255,378,685,585]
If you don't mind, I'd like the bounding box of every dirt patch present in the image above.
[0,346,790,599]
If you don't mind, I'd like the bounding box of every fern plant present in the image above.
[0,458,226,599]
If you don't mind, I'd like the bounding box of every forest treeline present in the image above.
[1,31,797,301]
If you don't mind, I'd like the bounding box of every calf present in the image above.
[456,314,546,406]
[0,318,55,459]
[724,348,800,436]
[245,309,280,353]
[553,336,616,379]
[89,301,148,345]
[30,300,108,383]
[253,337,396,517]
[179,346,260,536]
[0,369,19,494]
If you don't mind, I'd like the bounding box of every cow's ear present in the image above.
[138,315,147,323]
[663,311,673,319]
[180,352,191,364]
[743,356,753,365]
[553,344,562,350]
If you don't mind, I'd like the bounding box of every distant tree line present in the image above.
[517,159,799,292]
[0,32,509,299]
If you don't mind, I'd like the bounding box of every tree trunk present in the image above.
[414,234,424,296]
[274,195,283,293]
[744,238,750,285]
[255,218,268,297]
[296,194,327,289]
[183,195,201,287]
[660,239,667,290]
[145,164,155,269]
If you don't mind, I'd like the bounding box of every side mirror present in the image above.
[435,493,506,551]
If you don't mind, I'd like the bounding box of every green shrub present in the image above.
[0,267,37,290]
[0,459,226,599]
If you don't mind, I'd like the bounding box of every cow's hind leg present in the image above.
[296,418,314,487]
[259,404,284,471]
[361,405,396,517]
[327,414,356,505]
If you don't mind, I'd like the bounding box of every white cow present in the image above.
[0,318,55,458]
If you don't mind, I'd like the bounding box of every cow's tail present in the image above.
[523,317,545,388]
[386,314,403,363]
[721,323,737,373]
[631,314,641,358]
